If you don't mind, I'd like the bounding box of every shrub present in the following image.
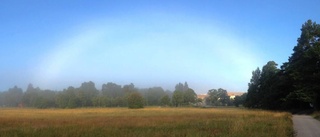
[127,92,144,109]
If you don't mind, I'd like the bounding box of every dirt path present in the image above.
[293,115,320,137]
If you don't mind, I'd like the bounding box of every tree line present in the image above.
[0,82,202,108]
[0,82,171,108]
[245,20,320,111]
[0,81,245,108]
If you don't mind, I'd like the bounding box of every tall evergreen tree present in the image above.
[285,20,320,109]
[245,67,261,108]
[259,61,280,109]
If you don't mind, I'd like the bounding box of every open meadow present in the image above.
[0,107,293,137]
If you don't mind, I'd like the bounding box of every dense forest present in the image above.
[245,20,320,111]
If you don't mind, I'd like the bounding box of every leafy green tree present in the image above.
[175,83,184,92]
[23,84,42,107]
[205,89,219,106]
[2,86,23,107]
[78,81,98,107]
[56,86,80,108]
[92,96,102,107]
[233,96,241,107]
[218,88,229,106]
[38,90,56,108]
[183,82,189,92]
[173,82,196,106]
[0,92,4,106]
[172,90,184,107]
[113,97,126,107]
[127,92,144,109]
[56,92,68,108]
[144,87,166,106]
[101,82,123,107]
[123,83,136,94]
[206,88,229,106]
[234,93,247,107]
[175,82,189,92]
[183,88,197,104]
[283,90,313,109]
[160,94,171,106]
[66,87,80,108]
[101,82,123,98]
[99,96,110,107]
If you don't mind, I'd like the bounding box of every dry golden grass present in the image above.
[0,107,293,137]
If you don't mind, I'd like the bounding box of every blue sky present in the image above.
[1,0,320,94]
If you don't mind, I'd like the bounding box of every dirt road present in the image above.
[293,115,320,137]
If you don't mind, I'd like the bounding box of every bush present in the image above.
[127,92,144,109]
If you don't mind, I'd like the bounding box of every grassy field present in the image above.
[0,107,293,137]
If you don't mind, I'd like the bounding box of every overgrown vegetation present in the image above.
[0,108,294,137]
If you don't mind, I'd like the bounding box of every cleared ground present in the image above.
[293,115,320,137]
[0,107,293,137]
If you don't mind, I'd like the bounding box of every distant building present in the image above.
[197,94,208,100]
[228,92,244,100]
[197,92,244,100]
[197,92,244,107]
